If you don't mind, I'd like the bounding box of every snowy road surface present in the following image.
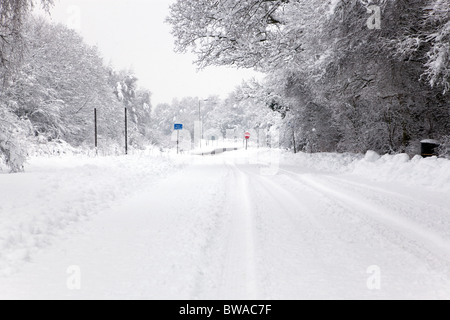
[1,150,450,299]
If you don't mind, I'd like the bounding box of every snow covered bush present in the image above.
[0,108,28,173]
[438,136,450,159]
[26,138,84,157]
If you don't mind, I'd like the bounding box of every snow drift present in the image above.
[353,152,450,192]
[282,150,450,191]
[0,150,182,275]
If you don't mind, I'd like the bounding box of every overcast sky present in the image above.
[41,0,261,106]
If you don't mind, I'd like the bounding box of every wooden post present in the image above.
[125,107,128,155]
[177,130,180,154]
[94,108,98,153]
[293,130,297,154]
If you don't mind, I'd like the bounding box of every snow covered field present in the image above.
[1,149,450,299]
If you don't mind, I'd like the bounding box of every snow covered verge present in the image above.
[0,150,184,276]
[281,150,450,192]
[352,152,450,192]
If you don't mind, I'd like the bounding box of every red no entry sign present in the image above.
[245,132,251,139]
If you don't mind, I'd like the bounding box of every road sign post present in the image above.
[245,132,250,150]
[174,124,183,154]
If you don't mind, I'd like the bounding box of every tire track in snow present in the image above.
[240,168,336,299]
[249,167,450,298]
[318,174,450,214]
[218,164,258,299]
[278,168,450,268]
[235,164,396,299]
[312,174,450,238]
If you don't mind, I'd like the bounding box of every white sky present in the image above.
[42,0,262,106]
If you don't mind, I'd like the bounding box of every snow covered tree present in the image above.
[0,1,53,170]
[0,0,53,78]
[167,0,308,70]
[0,105,29,172]
[114,74,138,107]
[152,97,215,147]
[0,16,146,163]
[3,17,124,147]
[111,72,154,148]
[317,0,449,153]
[389,0,449,93]
[214,81,281,138]
[164,0,450,154]
[130,89,152,138]
[150,91,278,149]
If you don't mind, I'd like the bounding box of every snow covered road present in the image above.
[1,150,450,299]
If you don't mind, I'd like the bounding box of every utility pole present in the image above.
[198,99,209,149]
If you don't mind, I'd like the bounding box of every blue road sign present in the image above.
[174,124,183,130]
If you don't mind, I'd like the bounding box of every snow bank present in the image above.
[0,150,183,275]
[283,150,450,191]
[352,152,450,191]
[281,151,362,173]
[25,139,84,157]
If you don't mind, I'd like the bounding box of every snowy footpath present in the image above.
[0,149,450,299]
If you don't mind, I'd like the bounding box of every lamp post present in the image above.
[199,99,208,149]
